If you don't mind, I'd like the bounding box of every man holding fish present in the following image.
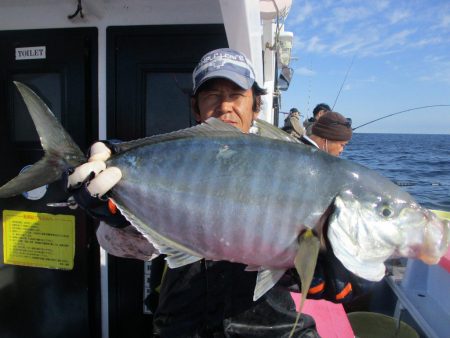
[67,48,369,337]
[4,49,447,338]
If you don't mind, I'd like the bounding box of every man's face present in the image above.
[327,140,348,157]
[193,78,259,133]
[316,109,328,120]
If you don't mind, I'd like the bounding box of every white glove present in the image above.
[67,142,122,197]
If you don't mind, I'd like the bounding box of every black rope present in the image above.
[68,0,84,19]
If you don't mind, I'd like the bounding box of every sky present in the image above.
[279,0,450,134]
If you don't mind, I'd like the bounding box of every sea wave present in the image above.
[344,133,450,211]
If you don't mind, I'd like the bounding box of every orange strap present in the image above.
[108,199,118,214]
[308,282,325,295]
[335,283,352,300]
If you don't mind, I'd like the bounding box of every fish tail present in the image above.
[0,82,86,198]
[289,229,320,338]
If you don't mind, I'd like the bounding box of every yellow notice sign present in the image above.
[3,210,75,270]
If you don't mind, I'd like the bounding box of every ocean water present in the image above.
[342,133,450,212]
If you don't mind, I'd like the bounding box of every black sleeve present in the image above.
[277,251,375,304]
[308,250,375,303]
[71,184,130,228]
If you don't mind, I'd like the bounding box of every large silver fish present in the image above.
[1,82,449,304]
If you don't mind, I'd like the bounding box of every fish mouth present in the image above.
[419,217,449,263]
[400,213,450,264]
[418,254,441,265]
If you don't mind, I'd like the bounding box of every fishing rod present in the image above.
[332,54,356,111]
[352,105,450,131]
[393,180,449,187]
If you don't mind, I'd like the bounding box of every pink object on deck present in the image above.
[291,293,354,338]
[438,247,450,273]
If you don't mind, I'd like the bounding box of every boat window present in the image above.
[145,72,192,136]
[12,73,61,143]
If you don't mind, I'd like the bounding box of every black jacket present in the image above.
[153,260,319,338]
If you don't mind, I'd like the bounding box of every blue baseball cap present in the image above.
[192,48,264,94]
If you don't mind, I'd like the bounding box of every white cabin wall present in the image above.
[0,0,223,29]
[219,0,274,123]
[262,20,277,124]
[0,0,224,138]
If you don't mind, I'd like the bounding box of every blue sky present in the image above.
[280,0,450,134]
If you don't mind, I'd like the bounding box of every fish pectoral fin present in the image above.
[294,230,320,312]
[253,268,287,301]
[288,229,320,338]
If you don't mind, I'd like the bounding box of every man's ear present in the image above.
[254,96,262,114]
[191,97,201,123]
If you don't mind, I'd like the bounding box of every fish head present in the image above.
[327,188,449,282]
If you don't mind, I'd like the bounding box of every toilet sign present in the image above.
[15,46,46,60]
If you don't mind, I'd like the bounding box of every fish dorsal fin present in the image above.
[113,200,203,268]
[253,268,287,301]
[254,119,301,143]
[115,118,244,153]
[203,117,247,133]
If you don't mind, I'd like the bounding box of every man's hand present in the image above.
[67,142,122,197]
[66,141,128,228]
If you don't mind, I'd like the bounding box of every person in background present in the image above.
[303,103,331,135]
[282,107,305,138]
[300,111,352,157]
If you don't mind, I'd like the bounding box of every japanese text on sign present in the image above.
[3,210,75,270]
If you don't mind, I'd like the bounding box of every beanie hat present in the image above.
[312,112,352,141]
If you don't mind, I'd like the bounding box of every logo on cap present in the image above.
[192,48,260,94]
[211,59,226,70]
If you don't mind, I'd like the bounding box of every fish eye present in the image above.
[380,205,393,218]
[382,207,392,217]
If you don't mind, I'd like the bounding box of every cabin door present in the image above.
[106,24,227,338]
[0,28,100,338]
